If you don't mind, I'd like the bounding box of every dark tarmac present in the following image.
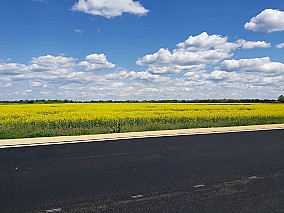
[0,129,283,212]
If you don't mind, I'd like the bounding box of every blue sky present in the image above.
[0,0,284,100]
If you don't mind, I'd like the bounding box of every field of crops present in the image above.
[0,103,284,139]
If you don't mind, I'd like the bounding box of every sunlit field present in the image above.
[0,103,284,139]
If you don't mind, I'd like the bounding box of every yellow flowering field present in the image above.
[0,103,283,139]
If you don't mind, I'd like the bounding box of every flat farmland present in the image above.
[0,103,284,139]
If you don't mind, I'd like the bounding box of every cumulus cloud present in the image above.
[27,55,79,80]
[72,0,149,19]
[136,48,172,66]
[0,63,27,75]
[0,53,121,100]
[245,9,284,32]
[79,53,115,71]
[181,57,284,94]
[30,55,77,70]
[220,57,284,74]
[137,32,235,75]
[123,71,170,83]
[176,32,229,51]
[276,43,284,48]
[237,39,271,49]
[207,70,235,81]
[0,53,115,86]
[136,32,270,75]
[0,43,283,100]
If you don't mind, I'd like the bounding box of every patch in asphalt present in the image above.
[193,184,205,188]
[45,208,62,213]
[249,176,259,180]
[132,195,144,199]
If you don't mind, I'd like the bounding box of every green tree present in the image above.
[278,95,284,103]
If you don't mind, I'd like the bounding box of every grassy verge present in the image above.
[1,116,284,139]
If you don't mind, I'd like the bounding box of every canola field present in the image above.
[0,103,284,139]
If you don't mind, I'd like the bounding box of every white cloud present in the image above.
[207,70,234,81]
[182,56,284,92]
[79,53,115,71]
[220,57,284,75]
[136,48,172,66]
[30,81,47,88]
[31,55,77,69]
[276,43,284,48]
[74,28,84,34]
[1,48,283,100]
[245,9,284,32]
[182,58,284,95]
[0,53,121,100]
[72,0,149,19]
[136,32,270,75]
[176,32,229,51]
[123,71,170,83]
[0,63,27,75]
[237,39,271,49]
[136,32,234,75]
[172,49,232,65]
[0,53,115,85]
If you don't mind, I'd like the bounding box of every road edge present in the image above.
[1,124,284,148]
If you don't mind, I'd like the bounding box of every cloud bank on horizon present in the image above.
[0,1,284,100]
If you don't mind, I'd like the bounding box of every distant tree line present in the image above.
[0,97,283,104]
[278,95,284,103]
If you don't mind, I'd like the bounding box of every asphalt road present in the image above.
[0,129,284,213]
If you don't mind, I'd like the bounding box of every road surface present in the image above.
[0,129,284,212]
